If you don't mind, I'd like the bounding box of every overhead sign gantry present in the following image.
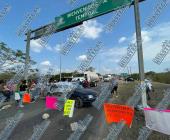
[24,0,147,107]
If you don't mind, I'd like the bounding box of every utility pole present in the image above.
[24,30,31,81]
[134,0,147,107]
[129,66,132,75]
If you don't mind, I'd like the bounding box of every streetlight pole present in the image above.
[134,0,147,107]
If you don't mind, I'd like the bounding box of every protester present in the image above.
[29,80,36,103]
[145,79,153,100]
[0,80,11,102]
[18,80,28,107]
[40,82,46,98]
[77,78,82,86]
[15,80,22,107]
[83,79,89,88]
[20,80,28,92]
[111,78,119,97]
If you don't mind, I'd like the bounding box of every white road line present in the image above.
[67,114,93,140]
[0,112,24,140]
[28,120,51,140]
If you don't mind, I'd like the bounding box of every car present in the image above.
[72,77,85,82]
[68,84,97,108]
[103,77,111,82]
[125,77,134,82]
[103,75,112,82]
[46,82,97,108]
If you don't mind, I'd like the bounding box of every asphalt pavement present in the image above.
[0,82,113,140]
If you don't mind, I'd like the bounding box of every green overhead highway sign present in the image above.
[54,0,132,30]
[31,0,145,40]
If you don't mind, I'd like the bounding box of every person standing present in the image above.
[111,78,119,97]
[83,79,89,88]
[18,80,28,107]
[145,79,152,100]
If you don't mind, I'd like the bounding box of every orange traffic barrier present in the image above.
[104,103,134,128]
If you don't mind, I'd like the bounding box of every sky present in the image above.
[0,0,170,75]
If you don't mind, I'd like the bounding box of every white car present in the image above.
[72,77,85,82]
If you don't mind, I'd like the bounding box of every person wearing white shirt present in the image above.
[145,79,152,100]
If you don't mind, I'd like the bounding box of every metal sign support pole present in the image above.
[60,54,62,81]
[24,30,31,81]
[134,0,147,107]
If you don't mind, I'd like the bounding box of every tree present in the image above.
[0,42,36,73]
[87,67,95,72]
[165,68,170,72]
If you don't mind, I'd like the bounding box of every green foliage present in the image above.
[0,41,36,72]
[131,73,139,80]
[131,71,170,84]
[0,72,15,81]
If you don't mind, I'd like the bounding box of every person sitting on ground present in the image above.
[111,78,119,97]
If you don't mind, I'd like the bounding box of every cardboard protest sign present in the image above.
[104,103,134,128]
[144,108,170,135]
[23,93,31,103]
[46,96,58,110]
[64,100,75,117]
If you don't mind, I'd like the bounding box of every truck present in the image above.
[103,75,112,82]
[84,71,100,87]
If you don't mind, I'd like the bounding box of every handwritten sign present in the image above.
[144,108,170,135]
[64,100,75,117]
[104,103,134,128]
[46,96,58,110]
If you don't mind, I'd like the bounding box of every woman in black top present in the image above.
[19,80,27,92]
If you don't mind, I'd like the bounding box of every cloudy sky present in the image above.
[0,0,170,74]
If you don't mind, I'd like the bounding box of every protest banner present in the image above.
[104,103,134,128]
[64,99,75,118]
[144,108,170,135]
[46,96,58,110]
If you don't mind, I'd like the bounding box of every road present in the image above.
[0,81,170,140]
[0,82,112,140]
